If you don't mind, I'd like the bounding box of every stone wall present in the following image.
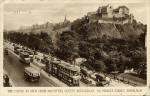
[98,18,130,25]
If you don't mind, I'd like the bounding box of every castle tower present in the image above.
[130,14,134,23]
[107,5,113,18]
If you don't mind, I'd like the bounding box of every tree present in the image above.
[118,55,131,72]
[94,60,106,72]
[55,30,79,63]
[4,31,53,53]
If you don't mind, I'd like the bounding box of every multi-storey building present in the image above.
[97,5,129,19]
[113,6,129,18]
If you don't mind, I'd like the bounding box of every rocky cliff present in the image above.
[71,18,146,41]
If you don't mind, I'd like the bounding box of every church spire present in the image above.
[64,15,67,22]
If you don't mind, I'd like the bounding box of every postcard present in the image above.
[0,0,149,96]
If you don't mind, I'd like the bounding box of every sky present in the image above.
[4,3,147,30]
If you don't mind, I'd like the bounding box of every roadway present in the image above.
[3,49,57,87]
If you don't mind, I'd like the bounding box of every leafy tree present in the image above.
[93,60,106,72]
[4,31,53,54]
[55,31,79,63]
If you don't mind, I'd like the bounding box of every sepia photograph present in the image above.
[3,2,147,87]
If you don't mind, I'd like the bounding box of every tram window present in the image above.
[68,79,71,83]
[73,72,75,76]
[34,74,36,77]
[65,68,66,72]
[74,73,76,76]
[67,69,69,73]
[74,72,78,76]
[66,69,67,72]
[60,73,62,77]
[70,72,72,75]
[66,70,68,74]
[68,70,70,74]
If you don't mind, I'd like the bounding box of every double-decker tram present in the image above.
[46,58,80,86]
[20,52,30,64]
[24,67,40,82]
[14,46,20,55]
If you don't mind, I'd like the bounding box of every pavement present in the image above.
[107,79,132,87]
[117,73,146,86]
[79,81,90,87]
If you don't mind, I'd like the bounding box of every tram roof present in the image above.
[20,52,29,55]
[50,58,80,72]
[25,67,40,74]
[59,62,80,72]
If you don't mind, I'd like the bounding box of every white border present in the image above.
[0,0,149,96]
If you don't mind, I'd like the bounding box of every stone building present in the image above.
[113,6,129,18]
[97,5,114,18]
[97,5,129,19]
[87,5,133,24]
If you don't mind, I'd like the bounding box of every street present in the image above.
[4,50,56,87]
[2,45,132,87]
[3,42,146,87]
